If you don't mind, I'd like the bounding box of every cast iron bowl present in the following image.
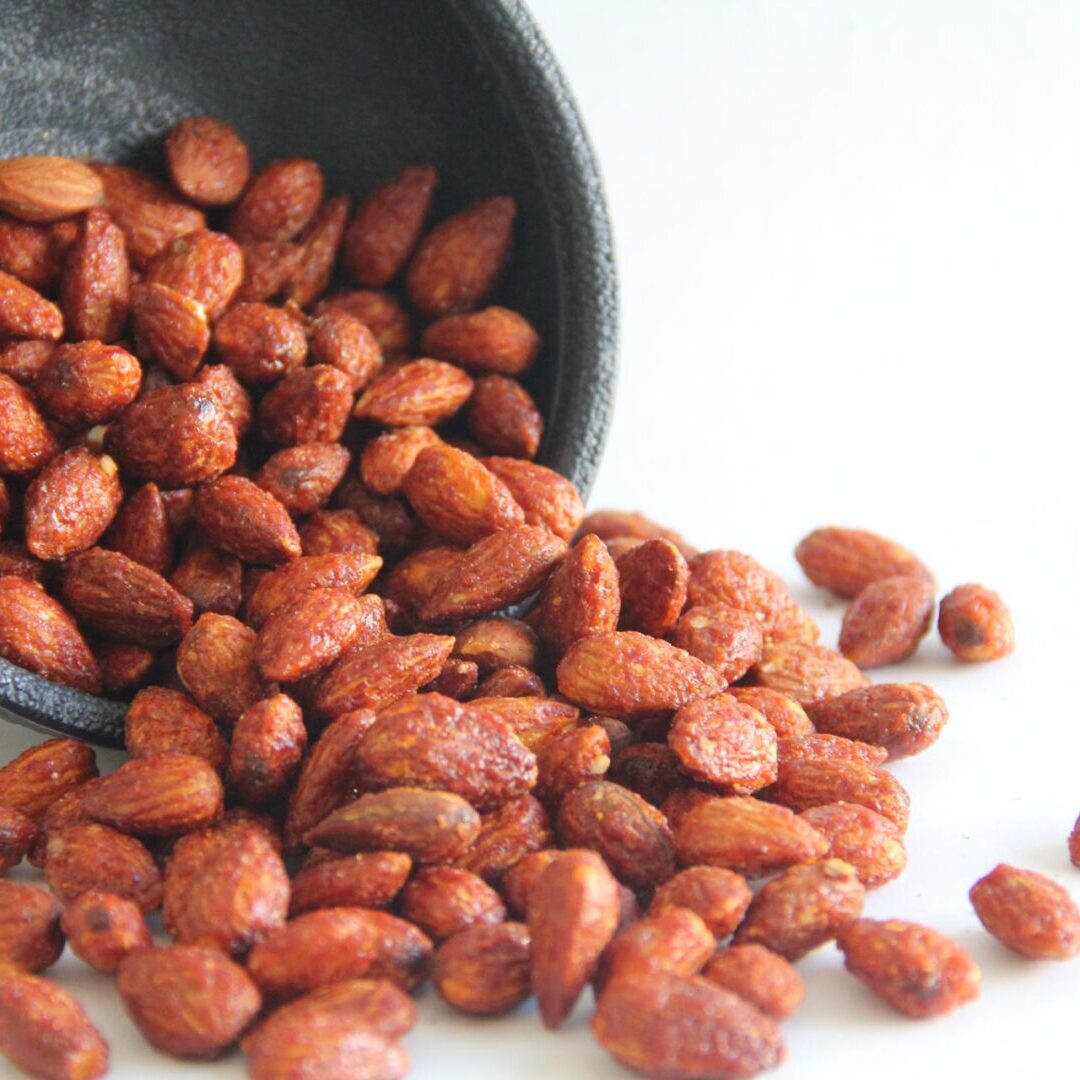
[0,0,617,747]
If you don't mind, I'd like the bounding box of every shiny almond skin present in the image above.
[170,539,243,616]
[557,781,676,890]
[0,971,109,1080]
[238,240,301,303]
[0,155,104,222]
[807,682,948,761]
[0,805,38,873]
[105,481,172,576]
[592,972,785,1080]
[796,526,934,598]
[193,475,301,565]
[171,826,289,954]
[735,858,866,961]
[837,918,981,1018]
[969,864,1080,960]
[246,552,383,627]
[688,549,813,644]
[168,533,243,617]
[60,208,130,342]
[60,890,151,973]
[557,631,723,722]
[596,908,715,991]
[343,164,437,286]
[165,115,251,205]
[108,383,237,487]
[776,732,888,766]
[0,880,64,971]
[536,725,611,805]
[529,849,620,1029]
[468,696,579,753]
[196,364,252,436]
[616,538,689,637]
[123,689,225,776]
[400,866,506,940]
[671,605,766,685]
[0,372,60,474]
[754,642,870,707]
[799,803,907,889]
[421,306,539,375]
[403,445,524,545]
[117,944,261,1058]
[316,289,413,354]
[360,425,443,495]
[0,267,64,339]
[286,193,350,306]
[703,945,804,1021]
[669,695,778,794]
[177,613,268,722]
[0,739,98,822]
[354,357,473,427]
[259,438,351,518]
[212,302,308,386]
[305,787,480,863]
[227,695,308,805]
[93,162,206,267]
[0,338,56,384]
[24,449,122,560]
[356,693,537,810]
[230,158,324,242]
[246,907,385,1000]
[433,921,531,1016]
[938,583,1015,662]
[774,757,912,832]
[839,575,935,668]
[471,664,544,699]
[62,547,193,647]
[289,852,412,916]
[44,823,162,912]
[34,341,142,427]
[648,866,754,940]
[256,587,369,683]
[259,364,354,446]
[453,617,539,673]
[83,752,224,836]
[313,632,455,718]
[144,228,243,320]
[0,217,69,292]
[674,796,829,879]
[0,580,102,693]
[532,533,621,655]
[483,457,584,540]
[452,794,553,884]
[467,376,543,458]
[300,508,379,557]
[94,642,153,694]
[244,1001,410,1080]
[407,196,515,317]
[130,281,210,378]
[308,309,383,391]
[284,709,377,850]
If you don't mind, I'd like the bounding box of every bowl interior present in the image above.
[0,0,616,744]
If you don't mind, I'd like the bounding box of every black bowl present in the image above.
[0,0,617,746]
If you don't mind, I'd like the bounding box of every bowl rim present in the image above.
[1,0,618,748]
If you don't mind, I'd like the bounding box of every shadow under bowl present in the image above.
[0,0,617,745]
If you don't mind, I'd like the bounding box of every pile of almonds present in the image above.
[0,117,1077,1080]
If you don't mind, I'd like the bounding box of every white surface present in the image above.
[4,1,1080,1077]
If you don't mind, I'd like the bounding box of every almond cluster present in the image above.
[0,119,1075,1080]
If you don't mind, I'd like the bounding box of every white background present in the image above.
[4,1,1080,1077]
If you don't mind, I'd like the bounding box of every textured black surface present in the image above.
[0,0,617,747]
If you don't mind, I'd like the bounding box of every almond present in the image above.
[556,631,723,721]
[164,116,251,206]
[0,156,104,222]
[420,305,539,375]
[796,526,934,598]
